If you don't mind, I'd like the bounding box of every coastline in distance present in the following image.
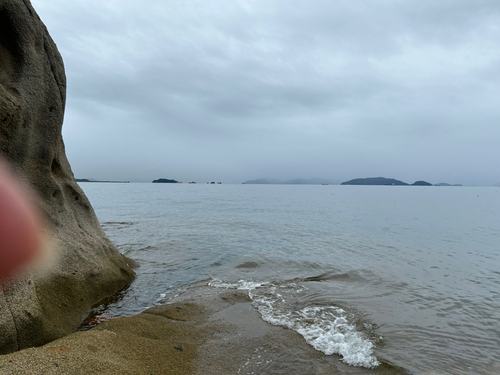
[242,177,340,185]
[341,177,434,186]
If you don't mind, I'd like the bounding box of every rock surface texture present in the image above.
[0,0,134,354]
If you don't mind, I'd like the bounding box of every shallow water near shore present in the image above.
[79,183,500,374]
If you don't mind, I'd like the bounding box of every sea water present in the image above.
[79,183,500,374]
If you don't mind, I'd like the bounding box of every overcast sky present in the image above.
[31,0,500,184]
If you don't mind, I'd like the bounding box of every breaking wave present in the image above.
[209,278,380,368]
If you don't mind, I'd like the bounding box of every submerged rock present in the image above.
[0,0,134,354]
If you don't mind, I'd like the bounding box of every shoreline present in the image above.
[0,283,408,374]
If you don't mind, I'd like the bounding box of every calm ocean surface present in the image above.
[79,183,500,374]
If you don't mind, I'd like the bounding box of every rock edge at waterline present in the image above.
[0,285,408,375]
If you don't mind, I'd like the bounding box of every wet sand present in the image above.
[0,284,408,374]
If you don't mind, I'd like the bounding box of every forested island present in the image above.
[341,177,433,186]
[412,180,433,186]
[244,177,438,186]
[152,178,179,183]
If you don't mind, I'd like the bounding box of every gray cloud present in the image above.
[31,0,500,184]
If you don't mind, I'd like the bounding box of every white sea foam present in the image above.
[209,278,380,368]
[208,278,269,290]
[295,306,379,368]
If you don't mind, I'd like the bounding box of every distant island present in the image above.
[341,177,433,186]
[411,180,433,186]
[76,179,129,183]
[341,177,409,185]
[435,183,463,186]
[242,177,340,185]
[152,178,179,183]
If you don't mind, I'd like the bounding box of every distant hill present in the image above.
[435,183,463,186]
[242,178,284,184]
[77,179,129,183]
[76,178,130,183]
[152,178,179,183]
[341,177,409,186]
[242,177,340,185]
[411,181,433,186]
[285,178,340,185]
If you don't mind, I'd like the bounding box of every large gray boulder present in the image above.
[0,0,135,353]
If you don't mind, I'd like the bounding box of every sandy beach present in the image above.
[0,284,408,375]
